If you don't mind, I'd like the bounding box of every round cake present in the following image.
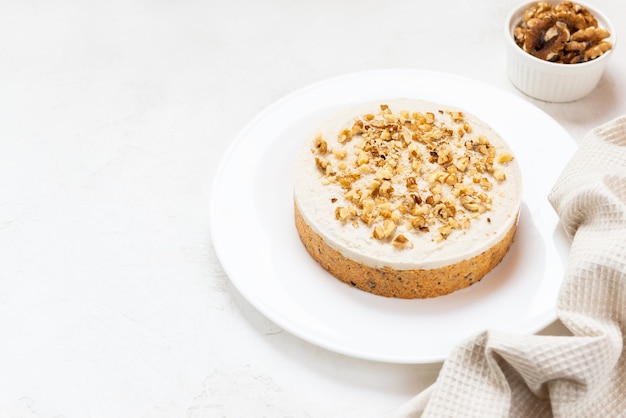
[293,99,522,299]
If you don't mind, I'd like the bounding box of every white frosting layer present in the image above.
[294,99,522,270]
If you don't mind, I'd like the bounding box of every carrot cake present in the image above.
[293,99,522,298]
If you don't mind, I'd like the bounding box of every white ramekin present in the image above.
[505,1,617,102]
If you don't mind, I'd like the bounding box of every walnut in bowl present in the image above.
[505,1,616,102]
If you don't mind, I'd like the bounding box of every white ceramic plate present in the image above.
[210,69,575,364]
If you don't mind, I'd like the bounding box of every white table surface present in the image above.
[1,1,624,417]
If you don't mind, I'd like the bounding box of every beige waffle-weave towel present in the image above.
[393,116,626,417]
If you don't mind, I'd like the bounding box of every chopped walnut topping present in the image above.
[313,134,328,154]
[338,129,353,143]
[372,219,396,240]
[493,169,507,181]
[497,153,514,164]
[313,103,512,245]
[315,157,329,171]
[335,206,349,221]
[392,234,410,248]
